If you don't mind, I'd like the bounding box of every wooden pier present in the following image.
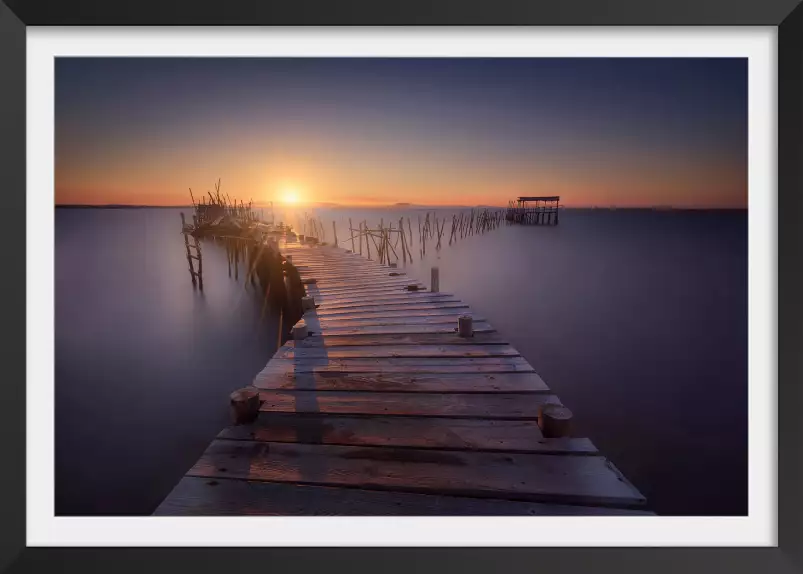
[506,196,560,225]
[155,241,648,516]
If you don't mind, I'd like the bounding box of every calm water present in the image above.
[55,207,747,516]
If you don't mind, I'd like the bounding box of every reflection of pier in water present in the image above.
[506,196,560,225]
[155,238,650,516]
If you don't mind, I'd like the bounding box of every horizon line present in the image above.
[54,203,748,210]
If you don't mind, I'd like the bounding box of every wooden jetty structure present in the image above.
[155,240,649,516]
[506,196,560,225]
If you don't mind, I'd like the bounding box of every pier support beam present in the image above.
[431,266,440,293]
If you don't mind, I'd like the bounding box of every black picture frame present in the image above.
[0,1,799,573]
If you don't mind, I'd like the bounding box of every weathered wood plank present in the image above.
[255,390,559,419]
[311,277,421,288]
[313,279,422,291]
[219,413,601,455]
[314,293,458,308]
[316,302,469,316]
[154,476,652,515]
[253,371,550,393]
[308,308,478,322]
[315,297,467,316]
[304,269,408,278]
[273,344,520,359]
[313,315,485,327]
[314,285,428,298]
[295,266,402,275]
[295,261,392,269]
[313,323,495,336]
[260,357,534,374]
[290,332,509,347]
[309,275,408,284]
[312,290,431,303]
[187,440,647,507]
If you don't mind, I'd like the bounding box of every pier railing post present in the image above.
[431,266,440,293]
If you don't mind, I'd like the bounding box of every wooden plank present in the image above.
[253,371,550,393]
[219,412,600,455]
[316,302,468,316]
[314,285,427,297]
[255,390,558,419]
[294,267,391,274]
[305,274,410,283]
[313,289,431,302]
[290,332,509,347]
[313,279,422,290]
[313,315,485,327]
[313,323,495,336]
[295,263,396,271]
[260,357,533,374]
[273,344,520,359]
[186,440,647,507]
[314,293,458,308]
[298,265,405,273]
[308,308,477,322]
[312,278,420,288]
[302,267,403,274]
[154,476,652,516]
[313,295,468,316]
[300,269,408,278]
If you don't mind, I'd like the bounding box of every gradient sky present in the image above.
[55,58,747,208]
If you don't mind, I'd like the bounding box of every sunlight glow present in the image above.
[279,187,302,205]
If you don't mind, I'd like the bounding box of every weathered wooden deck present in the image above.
[155,242,649,515]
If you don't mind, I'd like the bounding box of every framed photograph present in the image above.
[1,0,800,573]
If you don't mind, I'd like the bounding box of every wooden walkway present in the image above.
[155,242,649,515]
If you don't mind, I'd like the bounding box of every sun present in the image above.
[279,187,302,205]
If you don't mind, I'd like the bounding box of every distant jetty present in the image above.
[506,196,560,225]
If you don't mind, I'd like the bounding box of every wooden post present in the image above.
[292,321,309,340]
[194,235,203,290]
[399,218,406,264]
[458,314,473,338]
[180,213,197,287]
[333,220,338,247]
[230,387,261,425]
[538,403,573,438]
[349,218,355,253]
[431,266,440,293]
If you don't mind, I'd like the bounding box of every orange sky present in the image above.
[55,58,748,209]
